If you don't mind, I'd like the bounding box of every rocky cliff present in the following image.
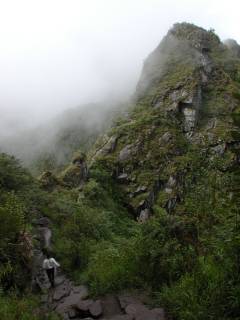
[91,22,240,222]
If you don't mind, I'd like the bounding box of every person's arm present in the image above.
[51,258,60,268]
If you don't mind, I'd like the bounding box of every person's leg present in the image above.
[46,269,52,285]
[50,268,55,287]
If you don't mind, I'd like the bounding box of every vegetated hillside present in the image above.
[0,101,127,175]
[0,153,59,319]
[1,22,240,320]
[81,23,239,318]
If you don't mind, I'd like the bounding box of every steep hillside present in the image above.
[93,23,240,220]
[1,22,240,320]
[82,22,240,318]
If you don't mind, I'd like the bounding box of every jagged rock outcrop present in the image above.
[38,171,59,191]
[91,22,240,221]
[60,152,88,188]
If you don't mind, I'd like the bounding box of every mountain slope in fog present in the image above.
[0,101,128,173]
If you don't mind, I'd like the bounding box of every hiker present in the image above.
[42,253,60,288]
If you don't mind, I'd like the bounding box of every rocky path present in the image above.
[33,217,166,320]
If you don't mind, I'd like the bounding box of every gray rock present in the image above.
[137,209,150,223]
[167,101,179,113]
[119,145,133,162]
[62,313,70,320]
[61,161,88,188]
[109,316,133,320]
[165,176,177,194]
[167,176,176,188]
[165,197,178,213]
[55,292,86,315]
[159,132,172,145]
[117,173,129,182]
[169,88,188,102]
[72,285,89,299]
[53,282,71,301]
[55,275,66,286]
[182,107,197,132]
[89,300,102,318]
[102,135,118,154]
[101,295,123,318]
[211,143,226,155]
[134,186,147,196]
[135,309,165,320]
[151,308,165,319]
[76,299,94,312]
[93,135,119,160]
[125,303,148,316]
[118,295,141,310]
[181,85,202,132]
[205,118,217,131]
[68,308,77,319]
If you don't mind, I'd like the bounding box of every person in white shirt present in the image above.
[42,252,60,288]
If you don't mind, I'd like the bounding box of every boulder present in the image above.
[165,176,177,193]
[89,300,103,318]
[119,145,133,162]
[135,309,165,320]
[125,303,148,316]
[169,88,188,102]
[118,295,141,310]
[165,196,179,213]
[101,135,118,154]
[151,308,165,319]
[211,143,226,155]
[72,151,86,165]
[182,107,197,132]
[54,275,66,286]
[61,161,88,188]
[159,132,172,145]
[68,308,77,319]
[53,282,71,301]
[62,313,70,320]
[117,173,129,183]
[38,171,59,191]
[109,316,133,320]
[134,186,147,196]
[101,295,122,318]
[72,285,89,299]
[55,292,87,315]
[76,299,94,312]
[137,209,150,223]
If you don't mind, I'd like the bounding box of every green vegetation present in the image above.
[0,153,61,319]
[0,294,59,320]
[1,23,240,320]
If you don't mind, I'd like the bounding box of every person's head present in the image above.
[46,252,50,259]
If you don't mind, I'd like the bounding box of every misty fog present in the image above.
[0,0,239,168]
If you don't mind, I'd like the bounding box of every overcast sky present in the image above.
[0,0,239,131]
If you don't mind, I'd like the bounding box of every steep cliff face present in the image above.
[92,22,240,221]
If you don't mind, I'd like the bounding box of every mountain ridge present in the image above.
[1,22,240,320]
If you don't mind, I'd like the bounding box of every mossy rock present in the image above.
[38,170,59,191]
[60,163,88,188]
[72,151,86,164]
